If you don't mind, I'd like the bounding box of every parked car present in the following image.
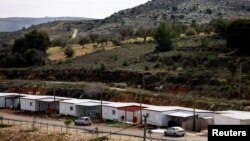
[164,127,186,137]
[74,117,92,126]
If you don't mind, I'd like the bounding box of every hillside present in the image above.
[0,0,250,110]
[1,0,250,44]
[0,17,91,32]
[85,0,250,33]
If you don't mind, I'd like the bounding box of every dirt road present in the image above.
[0,112,207,141]
[72,29,78,39]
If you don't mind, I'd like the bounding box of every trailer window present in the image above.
[112,110,115,115]
[30,102,33,106]
[70,106,73,111]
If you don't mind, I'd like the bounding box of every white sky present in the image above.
[0,0,149,19]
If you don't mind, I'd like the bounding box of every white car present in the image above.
[164,127,186,137]
[74,117,92,126]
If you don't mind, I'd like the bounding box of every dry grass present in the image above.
[0,125,143,141]
[47,42,117,61]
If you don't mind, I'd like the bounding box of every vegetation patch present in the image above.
[0,124,12,128]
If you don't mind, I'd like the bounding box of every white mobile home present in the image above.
[102,102,146,123]
[36,97,70,113]
[59,99,88,116]
[59,99,105,117]
[214,110,250,125]
[75,101,103,117]
[142,106,176,127]
[142,106,214,128]
[20,95,51,112]
[0,93,24,109]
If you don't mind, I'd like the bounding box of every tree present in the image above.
[12,37,27,54]
[79,36,91,47]
[226,19,250,54]
[211,18,230,38]
[136,26,154,43]
[6,53,26,68]
[89,33,99,43]
[64,46,75,58]
[12,30,50,54]
[153,22,180,52]
[24,49,45,66]
[24,30,50,52]
[117,27,134,41]
[64,119,72,133]
[51,36,68,47]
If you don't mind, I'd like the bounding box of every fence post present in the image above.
[54,124,55,132]
[47,123,48,132]
[7,119,9,125]
[61,125,62,133]
[110,130,111,139]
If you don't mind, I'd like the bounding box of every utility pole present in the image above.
[239,62,242,95]
[193,107,196,131]
[100,90,103,122]
[141,73,145,124]
[143,115,148,141]
[139,87,142,124]
[18,88,21,110]
[53,86,56,117]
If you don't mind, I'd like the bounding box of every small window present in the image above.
[70,106,73,111]
[30,102,33,106]
[146,113,150,118]
[112,110,116,115]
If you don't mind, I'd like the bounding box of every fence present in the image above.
[0,117,205,141]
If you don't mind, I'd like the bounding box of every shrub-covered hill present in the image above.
[1,35,250,101]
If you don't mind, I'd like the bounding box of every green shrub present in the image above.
[123,60,129,66]
[226,19,250,54]
[185,27,197,36]
[154,22,180,52]
[64,47,75,58]
[201,38,209,47]
[100,64,106,71]
[210,18,230,38]
[206,8,213,14]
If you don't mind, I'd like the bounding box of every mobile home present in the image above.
[214,110,250,125]
[20,95,51,112]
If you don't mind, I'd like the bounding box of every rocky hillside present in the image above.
[90,0,250,33]
[0,17,91,32]
[0,0,250,45]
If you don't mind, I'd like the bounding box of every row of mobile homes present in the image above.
[214,110,250,125]
[20,95,69,113]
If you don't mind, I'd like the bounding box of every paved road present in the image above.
[0,112,207,141]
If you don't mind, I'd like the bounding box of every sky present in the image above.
[0,0,149,19]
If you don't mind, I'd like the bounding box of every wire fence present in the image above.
[0,117,205,141]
